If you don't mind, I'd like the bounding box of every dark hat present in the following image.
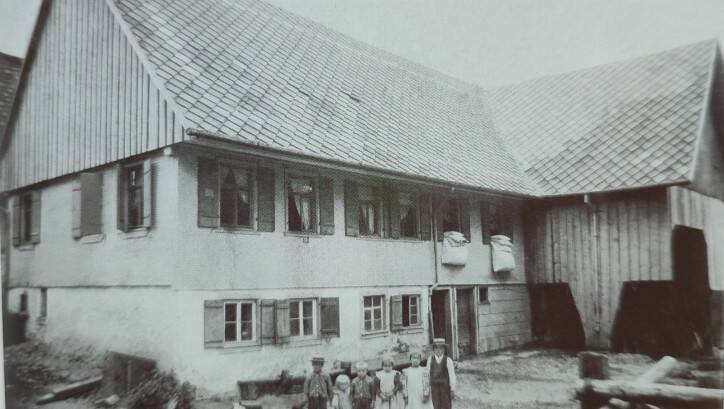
[311,357,325,364]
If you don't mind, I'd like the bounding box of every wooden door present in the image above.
[456,288,476,357]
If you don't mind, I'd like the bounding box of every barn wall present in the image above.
[524,188,672,347]
[0,0,183,192]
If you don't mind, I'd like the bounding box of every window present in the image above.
[479,287,489,304]
[399,192,418,238]
[125,165,144,228]
[224,301,256,343]
[19,292,28,313]
[363,295,385,332]
[441,198,461,233]
[40,288,47,321]
[219,165,253,228]
[287,177,317,232]
[402,295,420,327]
[358,185,379,236]
[20,193,32,244]
[289,299,317,337]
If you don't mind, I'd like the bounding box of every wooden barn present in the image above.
[486,42,724,353]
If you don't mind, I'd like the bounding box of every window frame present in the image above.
[19,192,33,245]
[398,190,420,239]
[285,170,320,234]
[401,294,422,328]
[223,300,257,345]
[356,183,383,237]
[288,298,318,339]
[361,294,387,334]
[217,161,257,230]
[478,286,490,305]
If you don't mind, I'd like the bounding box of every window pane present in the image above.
[225,304,236,322]
[237,190,251,226]
[303,317,313,335]
[442,199,460,233]
[287,191,302,231]
[373,296,382,307]
[127,166,144,228]
[364,310,371,321]
[288,178,316,232]
[374,318,382,331]
[225,323,237,342]
[400,204,417,237]
[363,297,371,307]
[240,321,253,340]
[290,319,300,336]
[359,203,377,235]
[302,300,313,318]
[290,302,299,320]
[373,308,381,320]
[240,303,252,322]
[21,194,32,242]
[364,320,371,331]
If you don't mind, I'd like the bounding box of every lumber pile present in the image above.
[575,352,724,409]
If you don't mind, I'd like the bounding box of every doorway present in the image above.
[456,288,476,357]
[431,289,453,350]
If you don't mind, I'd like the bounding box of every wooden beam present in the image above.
[576,379,724,409]
[607,356,678,409]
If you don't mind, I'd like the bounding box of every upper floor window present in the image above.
[12,191,40,247]
[436,196,470,241]
[399,191,418,238]
[358,185,380,236]
[441,198,461,233]
[118,160,152,231]
[220,165,253,228]
[287,177,317,233]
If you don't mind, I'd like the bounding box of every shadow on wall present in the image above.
[529,283,586,350]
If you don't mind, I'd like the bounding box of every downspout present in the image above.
[428,196,439,344]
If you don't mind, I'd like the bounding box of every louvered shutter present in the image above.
[142,159,153,229]
[387,187,400,239]
[418,193,431,241]
[30,191,41,244]
[320,297,340,337]
[197,158,220,228]
[318,177,335,235]
[256,167,275,232]
[275,300,290,344]
[260,299,276,344]
[11,196,20,246]
[117,165,127,232]
[460,197,471,241]
[203,300,224,349]
[390,295,403,332]
[344,181,359,237]
[72,179,82,239]
[81,172,103,236]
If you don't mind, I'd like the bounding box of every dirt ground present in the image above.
[6,343,657,409]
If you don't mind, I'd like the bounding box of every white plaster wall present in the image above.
[7,287,177,369]
[8,153,179,287]
[170,286,430,396]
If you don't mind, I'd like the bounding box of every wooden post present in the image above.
[579,352,610,409]
[607,356,678,409]
[575,379,724,409]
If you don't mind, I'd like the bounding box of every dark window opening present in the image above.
[220,166,252,228]
[358,185,379,236]
[478,287,489,304]
[21,193,33,244]
[125,165,144,228]
[40,288,47,319]
[19,292,28,313]
[402,295,420,327]
[288,177,316,232]
[441,198,461,233]
[400,192,418,238]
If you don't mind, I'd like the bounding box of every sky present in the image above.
[0,0,723,87]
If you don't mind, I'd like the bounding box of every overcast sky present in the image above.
[0,0,723,87]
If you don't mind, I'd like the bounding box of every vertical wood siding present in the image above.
[524,188,672,347]
[1,0,182,191]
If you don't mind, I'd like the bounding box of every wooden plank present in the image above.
[598,201,610,344]
[576,379,723,408]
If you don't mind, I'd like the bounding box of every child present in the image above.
[374,356,402,409]
[426,339,456,409]
[332,374,352,409]
[350,361,375,409]
[402,351,432,409]
[304,357,334,409]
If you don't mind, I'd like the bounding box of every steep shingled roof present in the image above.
[111,0,537,195]
[485,40,719,195]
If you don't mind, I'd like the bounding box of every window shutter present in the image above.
[197,158,220,228]
[460,197,471,241]
[260,299,276,344]
[434,195,445,241]
[256,167,275,232]
[418,193,431,241]
[344,181,359,237]
[318,177,335,235]
[203,300,224,349]
[320,297,340,337]
[275,299,290,344]
[81,172,104,236]
[387,187,400,239]
[142,159,153,229]
[30,191,41,244]
[480,202,491,245]
[116,165,127,232]
[390,295,403,332]
[11,196,20,247]
[72,179,82,239]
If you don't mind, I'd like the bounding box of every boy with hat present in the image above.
[426,339,456,409]
[305,357,334,409]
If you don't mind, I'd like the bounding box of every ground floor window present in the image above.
[224,301,255,342]
[363,295,385,332]
[402,295,420,327]
[289,299,317,337]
